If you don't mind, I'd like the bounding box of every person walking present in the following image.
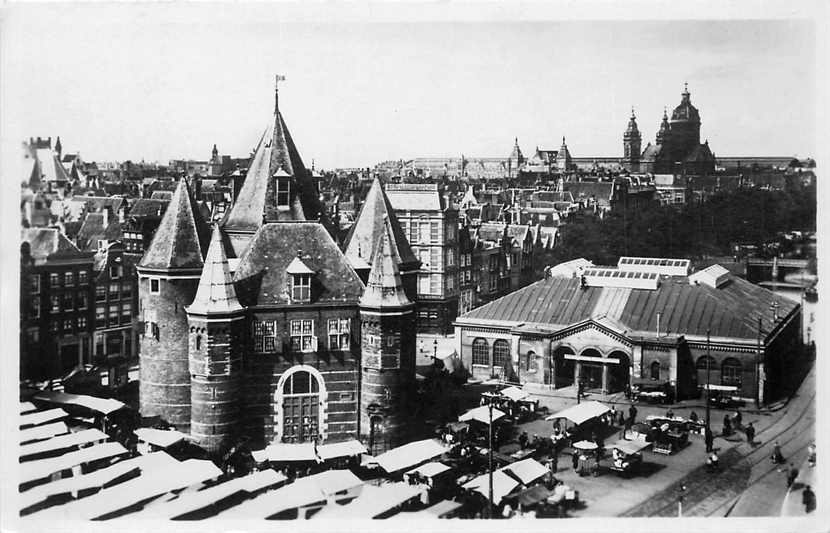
[733,410,742,430]
[550,453,559,474]
[572,451,579,470]
[628,404,638,425]
[618,411,626,427]
[609,405,617,425]
[803,485,816,513]
[786,463,799,487]
[744,422,755,445]
[722,415,732,437]
[772,441,784,464]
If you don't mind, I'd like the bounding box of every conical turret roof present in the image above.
[138,177,210,271]
[343,178,418,270]
[222,88,326,232]
[360,217,413,310]
[187,225,243,315]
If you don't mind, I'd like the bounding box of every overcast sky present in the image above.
[2,5,817,169]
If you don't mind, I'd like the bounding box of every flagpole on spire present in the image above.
[275,74,286,114]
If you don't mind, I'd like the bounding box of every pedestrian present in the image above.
[734,410,742,430]
[744,423,755,445]
[803,485,816,513]
[704,427,714,453]
[518,431,528,449]
[577,381,584,399]
[618,411,625,427]
[722,415,732,437]
[628,404,638,425]
[807,442,816,466]
[689,411,699,423]
[572,451,579,470]
[772,441,784,464]
[666,408,674,420]
[550,453,559,474]
[610,405,617,424]
[786,463,799,487]
[553,419,561,432]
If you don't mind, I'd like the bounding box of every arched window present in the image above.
[721,358,743,387]
[493,340,511,369]
[650,361,661,380]
[472,338,489,366]
[280,369,321,443]
[195,335,202,351]
[525,351,536,372]
[696,356,716,370]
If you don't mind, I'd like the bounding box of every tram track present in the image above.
[623,368,815,518]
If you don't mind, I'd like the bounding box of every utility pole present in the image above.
[485,396,495,518]
[705,329,711,435]
[756,316,762,408]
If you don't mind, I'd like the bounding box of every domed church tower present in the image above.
[359,216,417,454]
[623,107,642,172]
[668,83,701,156]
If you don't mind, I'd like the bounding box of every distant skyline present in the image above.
[2,6,817,170]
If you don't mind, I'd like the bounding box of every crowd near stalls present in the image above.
[17,378,737,521]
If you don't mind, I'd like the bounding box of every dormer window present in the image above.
[274,167,291,209]
[292,274,311,302]
[286,252,315,303]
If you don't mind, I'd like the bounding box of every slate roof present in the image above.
[76,212,123,251]
[563,182,614,206]
[359,218,413,309]
[138,178,209,271]
[233,222,364,307]
[223,103,325,232]
[68,196,124,220]
[21,228,81,261]
[187,227,243,316]
[457,269,797,343]
[150,191,173,201]
[343,178,419,272]
[33,149,71,183]
[129,199,169,219]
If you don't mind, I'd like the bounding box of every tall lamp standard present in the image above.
[705,329,711,436]
[480,394,497,518]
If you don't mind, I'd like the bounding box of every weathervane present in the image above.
[275,74,286,113]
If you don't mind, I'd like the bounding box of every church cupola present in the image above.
[623,107,642,171]
[656,108,670,145]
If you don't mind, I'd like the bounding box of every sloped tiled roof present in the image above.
[76,212,123,251]
[343,178,418,271]
[563,182,614,205]
[233,222,364,307]
[21,227,81,261]
[129,198,169,219]
[138,178,209,271]
[34,149,71,183]
[385,184,444,212]
[458,268,797,343]
[187,226,243,316]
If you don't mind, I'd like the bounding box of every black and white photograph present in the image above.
[1,2,825,531]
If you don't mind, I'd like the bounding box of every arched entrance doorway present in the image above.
[607,351,631,393]
[552,346,575,388]
[275,365,326,444]
[580,348,603,390]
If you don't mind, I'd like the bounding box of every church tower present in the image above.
[656,107,670,145]
[137,178,210,432]
[359,216,416,454]
[508,138,524,179]
[186,226,245,454]
[556,137,572,172]
[668,83,701,155]
[623,108,641,172]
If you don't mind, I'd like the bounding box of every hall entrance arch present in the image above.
[607,351,631,393]
[579,348,604,390]
[552,346,576,388]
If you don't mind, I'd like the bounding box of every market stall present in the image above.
[609,439,651,476]
[545,401,610,446]
[631,379,674,404]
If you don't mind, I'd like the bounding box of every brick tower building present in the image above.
[623,108,642,172]
[137,178,210,432]
[186,226,245,453]
[359,217,417,454]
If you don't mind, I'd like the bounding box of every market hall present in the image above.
[454,257,801,404]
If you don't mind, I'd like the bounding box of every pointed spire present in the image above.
[274,74,286,115]
[187,226,243,315]
[360,216,413,309]
[139,177,209,271]
[344,177,418,271]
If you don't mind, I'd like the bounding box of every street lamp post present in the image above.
[705,329,711,436]
[479,394,497,518]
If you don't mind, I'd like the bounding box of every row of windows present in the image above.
[252,319,351,353]
[471,338,511,368]
[694,355,744,386]
[32,293,91,318]
[96,282,133,302]
[49,317,88,333]
[34,271,90,293]
[414,247,456,270]
[95,303,133,328]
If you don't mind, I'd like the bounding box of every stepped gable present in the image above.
[232,222,364,307]
[186,226,243,316]
[343,178,418,270]
[138,178,209,271]
[360,217,414,310]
